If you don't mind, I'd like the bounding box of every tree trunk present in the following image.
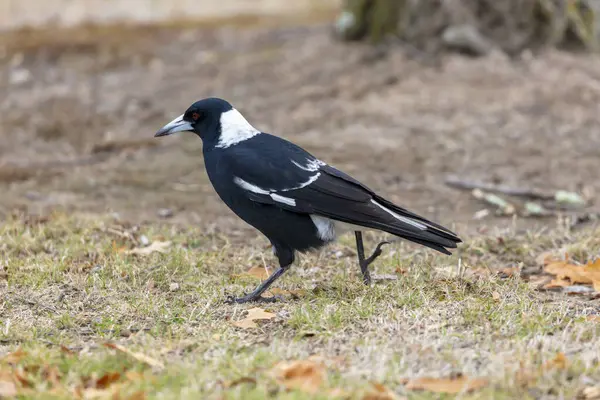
[335,0,598,55]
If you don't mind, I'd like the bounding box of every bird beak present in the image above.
[155,114,193,137]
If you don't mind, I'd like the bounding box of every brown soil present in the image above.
[1,21,599,237]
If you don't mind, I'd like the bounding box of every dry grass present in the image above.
[1,213,599,399]
[2,15,600,399]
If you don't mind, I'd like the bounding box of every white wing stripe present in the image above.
[233,177,270,194]
[292,158,326,172]
[234,171,320,198]
[270,194,296,206]
[371,200,427,230]
[280,173,320,191]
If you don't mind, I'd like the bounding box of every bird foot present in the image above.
[225,294,284,304]
[360,240,391,285]
[365,240,391,265]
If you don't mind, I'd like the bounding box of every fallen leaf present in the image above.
[125,391,147,400]
[363,382,401,399]
[126,241,171,256]
[232,318,259,329]
[492,291,501,301]
[125,371,145,382]
[0,372,17,397]
[3,348,26,364]
[586,315,600,322]
[238,267,269,281]
[328,387,350,398]
[405,374,488,394]
[246,307,276,320]
[543,278,572,289]
[580,386,600,399]
[232,307,276,329]
[41,365,62,387]
[60,345,75,356]
[515,360,537,388]
[80,386,123,399]
[469,267,491,277]
[585,259,600,288]
[499,267,519,277]
[545,261,592,284]
[103,343,164,369]
[12,371,31,388]
[111,241,127,254]
[95,372,122,389]
[225,377,257,388]
[543,352,568,370]
[272,359,326,394]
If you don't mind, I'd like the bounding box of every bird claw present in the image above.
[364,241,391,265]
[360,240,391,286]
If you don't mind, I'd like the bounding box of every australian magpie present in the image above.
[155,97,461,303]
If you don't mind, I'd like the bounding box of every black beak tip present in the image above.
[154,130,168,138]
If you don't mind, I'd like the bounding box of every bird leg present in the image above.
[354,231,390,285]
[226,264,291,304]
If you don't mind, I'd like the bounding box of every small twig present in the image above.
[445,176,554,200]
[569,212,599,230]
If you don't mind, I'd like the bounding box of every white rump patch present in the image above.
[371,200,427,230]
[310,215,365,242]
[233,177,270,194]
[310,215,336,241]
[270,194,296,206]
[292,158,326,172]
[216,108,261,148]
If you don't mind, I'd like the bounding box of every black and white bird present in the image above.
[155,98,461,303]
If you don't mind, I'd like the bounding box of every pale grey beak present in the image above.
[155,114,193,137]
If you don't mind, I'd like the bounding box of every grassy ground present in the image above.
[3,12,600,400]
[1,213,599,399]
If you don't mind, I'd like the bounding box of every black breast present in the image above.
[203,148,326,252]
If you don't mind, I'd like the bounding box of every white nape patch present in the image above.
[270,194,296,207]
[216,108,261,148]
[233,177,270,194]
[310,215,366,242]
[371,200,427,230]
[292,158,326,172]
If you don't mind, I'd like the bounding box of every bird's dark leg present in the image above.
[354,231,390,285]
[226,265,291,304]
[226,245,294,304]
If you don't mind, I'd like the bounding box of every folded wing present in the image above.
[228,138,461,254]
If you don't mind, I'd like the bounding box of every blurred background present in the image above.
[0,0,599,235]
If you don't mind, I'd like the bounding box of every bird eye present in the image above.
[191,112,200,121]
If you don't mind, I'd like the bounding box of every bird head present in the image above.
[155,97,260,148]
